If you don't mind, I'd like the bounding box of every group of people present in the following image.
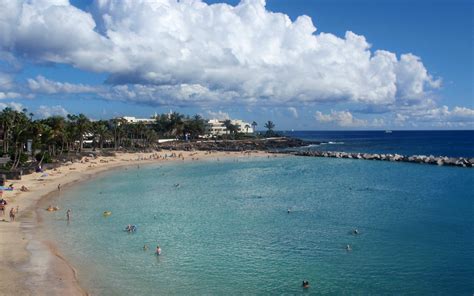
[143,244,161,255]
[125,224,137,232]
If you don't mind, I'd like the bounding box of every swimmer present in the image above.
[302,280,310,288]
[143,244,148,251]
[353,229,359,235]
[346,244,352,251]
[287,208,291,214]
[156,245,162,255]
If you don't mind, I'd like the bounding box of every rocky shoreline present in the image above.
[158,136,473,168]
[158,137,311,151]
[277,150,474,168]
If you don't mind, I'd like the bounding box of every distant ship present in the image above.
[385,130,393,134]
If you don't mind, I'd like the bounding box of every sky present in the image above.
[0,0,472,130]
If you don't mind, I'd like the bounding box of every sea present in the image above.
[282,130,474,158]
[42,131,473,295]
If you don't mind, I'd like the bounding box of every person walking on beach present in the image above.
[58,184,61,191]
[66,209,72,221]
[9,207,15,222]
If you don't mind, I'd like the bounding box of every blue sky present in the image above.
[0,0,472,130]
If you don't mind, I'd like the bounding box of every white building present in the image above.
[121,116,155,124]
[205,119,253,136]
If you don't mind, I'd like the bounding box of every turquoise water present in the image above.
[43,157,474,295]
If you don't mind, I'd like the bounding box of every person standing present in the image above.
[9,207,15,222]
[66,209,72,221]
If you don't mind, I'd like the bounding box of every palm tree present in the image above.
[111,118,127,150]
[43,116,67,156]
[10,110,30,169]
[169,112,184,137]
[91,120,110,150]
[67,114,91,152]
[244,124,250,133]
[251,121,257,134]
[264,120,275,137]
[0,107,16,155]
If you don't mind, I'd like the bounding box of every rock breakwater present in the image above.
[280,150,474,168]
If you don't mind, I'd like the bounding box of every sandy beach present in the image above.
[0,150,275,296]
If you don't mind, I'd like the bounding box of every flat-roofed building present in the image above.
[205,119,253,136]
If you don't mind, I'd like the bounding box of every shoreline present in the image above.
[0,150,276,296]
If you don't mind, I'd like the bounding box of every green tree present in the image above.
[67,114,91,152]
[0,107,16,155]
[264,120,275,137]
[251,121,257,135]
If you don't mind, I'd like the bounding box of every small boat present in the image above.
[385,130,392,134]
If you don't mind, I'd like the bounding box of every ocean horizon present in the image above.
[281,130,474,158]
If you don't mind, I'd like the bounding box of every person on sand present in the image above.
[66,209,71,221]
[0,198,7,216]
[9,207,15,222]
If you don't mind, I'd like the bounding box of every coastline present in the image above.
[0,150,276,296]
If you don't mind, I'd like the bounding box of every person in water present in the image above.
[156,245,162,255]
[302,280,310,288]
[66,209,71,221]
[346,244,352,251]
[353,229,359,235]
[143,244,148,251]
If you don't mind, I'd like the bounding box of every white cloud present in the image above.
[0,101,24,112]
[315,110,368,127]
[35,105,69,118]
[287,107,298,118]
[0,73,14,90]
[0,0,440,107]
[206,110,230,120]
[394,113,408,125]
[0,91,21,99]
[27,75,98,94]
[411,105,474,123]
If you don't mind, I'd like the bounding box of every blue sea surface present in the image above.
[282,130,474,158]
[43,156,474,295]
